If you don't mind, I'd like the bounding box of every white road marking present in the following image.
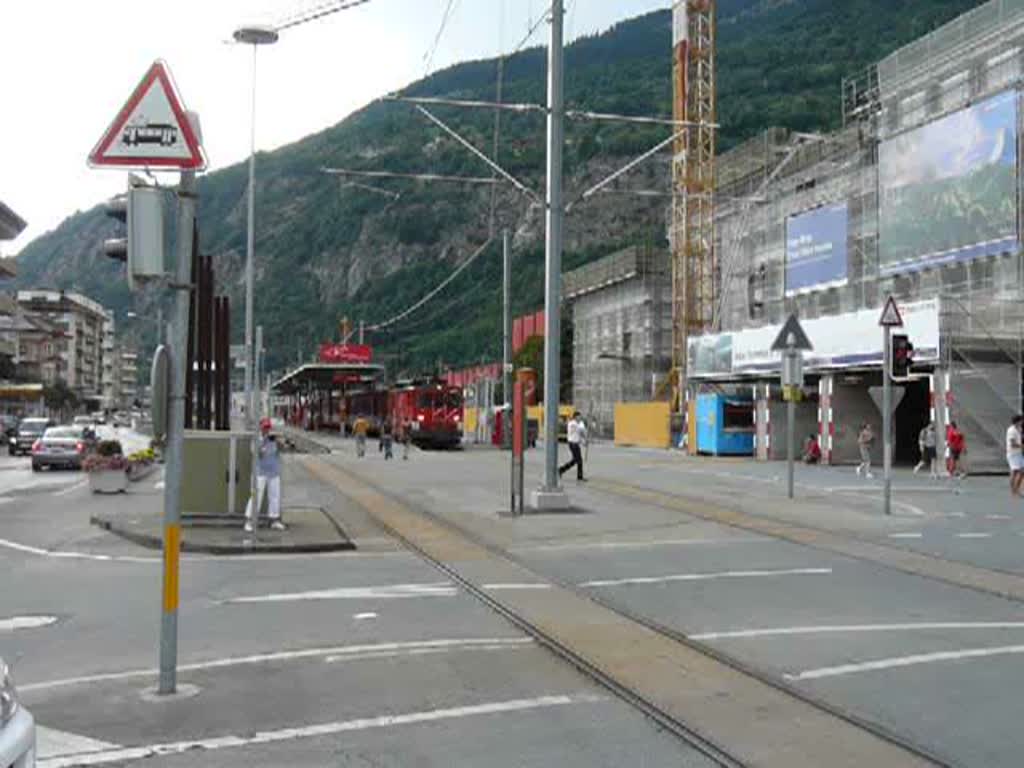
[52,479,87,497]
[512,537,769,553]
[481,583,552,591]
[19,638,531,692]
[944,512,967,518]
[785,643,1024,681]
[0,537,160,564]
[690,622,1024,641]
[888,533,923,539]
[956,532,992,539]
[324,637,532,663]
[353,612,378,620]
[0,615,59,632]
[986,515,1012,520]
[35,726,119,760]
[578,567,832,589]
[36,694,604,767]
[225,582,458,603]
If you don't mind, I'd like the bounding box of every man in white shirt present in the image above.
[559,411,588,482]
[1006,415,1024,497]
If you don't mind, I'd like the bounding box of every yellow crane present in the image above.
[671,0,716,423]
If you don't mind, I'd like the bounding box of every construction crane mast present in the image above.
[670,0,716,415]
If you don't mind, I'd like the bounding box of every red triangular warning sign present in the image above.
[88,60,206,170]
[878,295,904,327]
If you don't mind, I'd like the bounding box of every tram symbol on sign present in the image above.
[122,121,178,148]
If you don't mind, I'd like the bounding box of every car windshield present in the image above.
[44,427,81,439]
[20,420,48,433]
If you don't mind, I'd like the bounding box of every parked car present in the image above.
[31,425,96,472]
[9,417,52,457]
[72,415,96,428]
[1,415,19,443]
[0,656,34,768]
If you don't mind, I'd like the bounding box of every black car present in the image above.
[9,417,53,456]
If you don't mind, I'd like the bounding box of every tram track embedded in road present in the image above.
[312,459,950,768]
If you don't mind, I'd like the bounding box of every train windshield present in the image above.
[445,390,463,410]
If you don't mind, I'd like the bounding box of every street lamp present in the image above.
[232,24,279,434]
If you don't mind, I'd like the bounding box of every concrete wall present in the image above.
[614,401,671,448]
[766,397,820,462]
[831,382,883,465]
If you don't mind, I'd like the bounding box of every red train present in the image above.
[339,378,463,449]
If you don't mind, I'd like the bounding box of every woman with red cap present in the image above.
[245,417,285,533]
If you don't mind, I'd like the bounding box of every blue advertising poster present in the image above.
[785,203,849,295]
[879,90,1019,275]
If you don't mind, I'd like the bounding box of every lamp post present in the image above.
[232,24,279,435]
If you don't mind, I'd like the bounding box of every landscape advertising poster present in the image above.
[879,90,1019,275]
[785,203,849,295]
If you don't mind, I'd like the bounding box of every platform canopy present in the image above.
[271,362,385,396]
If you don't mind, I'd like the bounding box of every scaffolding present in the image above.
[564,245,672,438]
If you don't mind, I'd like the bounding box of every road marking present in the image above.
[0,615,59,632]
[20,638,531,692]
[52,479,87,497]
[36,726,119,760]
[512,536,770,553]
[36,694,603,767]
[0,537,160,564]
[956,533,992,539]
[353,612,378,620]
[785,643,1024,681]
[225,582,458,603]
[481,583,553,591]
[944,512,967,518]
[578,567,832,589]
[887,533,923,539]
[986,515,1012,520]
[690,622,1024,641]
[324,637,532,663]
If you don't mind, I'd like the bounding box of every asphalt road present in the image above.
[0,446,710,768]
[6,432,1024,766]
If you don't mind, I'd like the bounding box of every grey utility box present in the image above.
[182,430,253,516]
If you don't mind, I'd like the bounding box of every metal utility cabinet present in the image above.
[181,430,253,516]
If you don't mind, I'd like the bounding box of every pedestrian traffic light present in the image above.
[101,182,167,291]
[891,334,913,378]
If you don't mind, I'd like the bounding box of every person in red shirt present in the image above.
[802,433,822,464]
[947,421,966,478]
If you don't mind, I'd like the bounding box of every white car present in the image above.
[0,657,35,767]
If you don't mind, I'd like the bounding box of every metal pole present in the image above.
[787,347,796,499]
[359,320,364,345]
[503,229,512,448]
[541,0,564,492]
[256,326,264,424]
[244,43,260,531]
[883,326,892,515]
[158,169,196,695]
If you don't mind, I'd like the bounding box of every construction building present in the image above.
[564,245,672,438]
[689,0,1024,470]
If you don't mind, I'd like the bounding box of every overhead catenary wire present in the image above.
[273,0,374,32]
[322,167,503,185]
[366,237,494,331]
[423,0,461,76]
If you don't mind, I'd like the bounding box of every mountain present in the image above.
[11,0,986,375]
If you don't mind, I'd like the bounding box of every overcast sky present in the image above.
[1,0,668,254]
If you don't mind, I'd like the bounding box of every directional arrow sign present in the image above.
[770,313,813,352]
[878,295,904,327]
[89,60,206,170]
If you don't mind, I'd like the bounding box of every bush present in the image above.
[96,440,123,457]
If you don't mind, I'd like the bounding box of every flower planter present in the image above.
[127,461,157,483]
[89,469,128,494]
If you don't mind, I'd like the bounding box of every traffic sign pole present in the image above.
[786,341,796,500]
[883,325,892,516]
[772,314,812,501]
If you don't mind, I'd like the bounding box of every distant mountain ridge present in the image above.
[12,0,985,373]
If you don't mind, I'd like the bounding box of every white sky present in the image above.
[1,0,668,255]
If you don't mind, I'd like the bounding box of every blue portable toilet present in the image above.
[696,393,755,456]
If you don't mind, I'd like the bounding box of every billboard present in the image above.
[879,90,1019,275]
[318,343,372,364]
[785,203,849,295]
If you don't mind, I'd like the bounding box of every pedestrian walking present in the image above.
[353,414,370,458]
[946,421,966,479]
[558,411,588,482]
[381,421,394,460]
[1007,415,1024,497]
[855,422,875,479]
[244,418,285,533]
[914,422,938,478]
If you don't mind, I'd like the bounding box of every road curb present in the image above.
[90,509,356,555]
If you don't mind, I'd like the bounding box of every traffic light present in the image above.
[101,182,166,290]
[891,334,913,378]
